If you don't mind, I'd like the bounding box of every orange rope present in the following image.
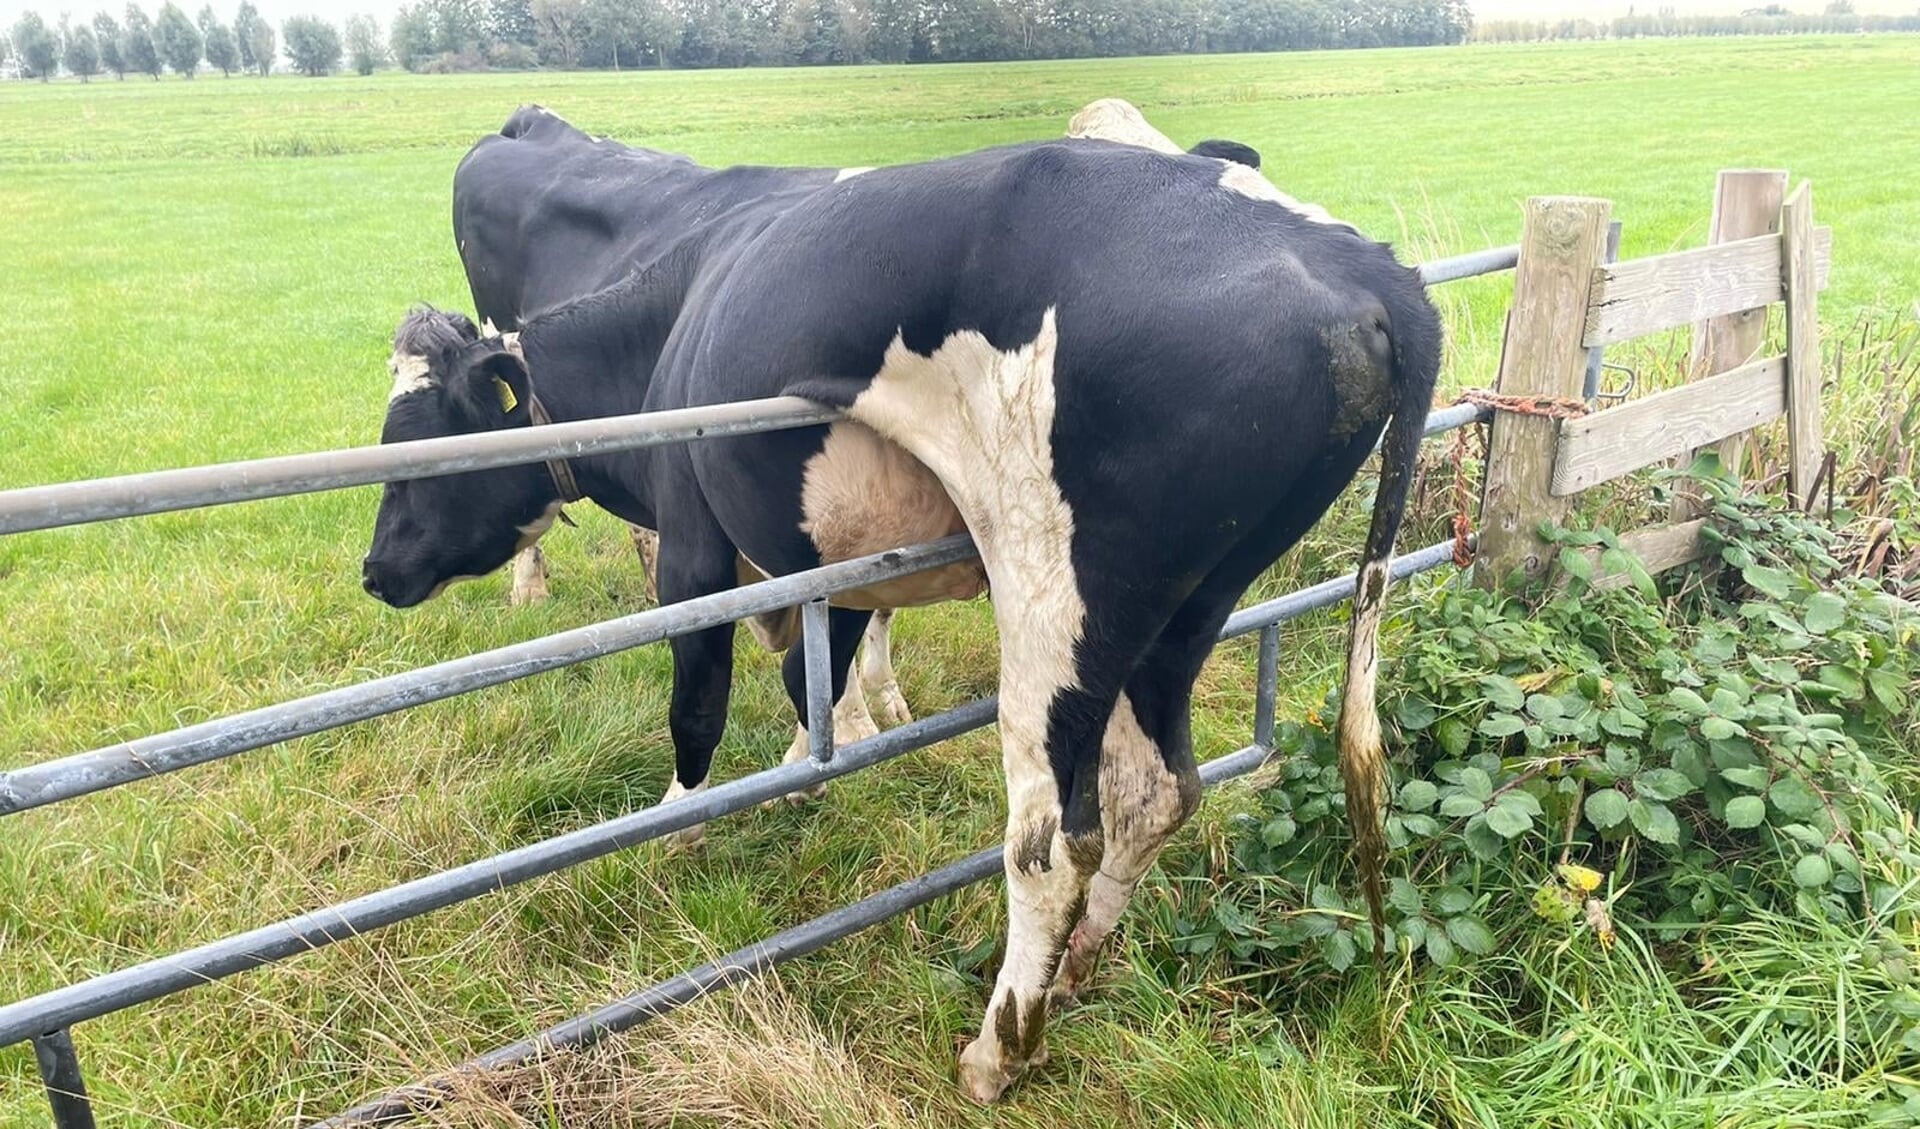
[1446,390,1591,567]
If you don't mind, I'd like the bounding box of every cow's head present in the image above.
[359,306,564,608]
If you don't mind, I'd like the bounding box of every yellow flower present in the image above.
[1556,863,1604,894]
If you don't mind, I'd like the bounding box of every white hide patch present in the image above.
[848,309,1084,840]
[834,166,874,182]
[514,500,566,554]
[1065,98,1182,154]
[480,318,500,336]
[388,352,435,401]
[1217,162,1356,232]
[662,777,709,803]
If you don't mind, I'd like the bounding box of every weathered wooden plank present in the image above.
[1583,224,1832,347]
[1783,182,1824,507]
[1551,355,1786,496]
[1573,519,1713,592]
[1476,196,1613,589]
[1673,169,1788,521]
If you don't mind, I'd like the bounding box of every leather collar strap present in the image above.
[526,394,584,510]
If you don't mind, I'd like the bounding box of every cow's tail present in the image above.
[1335,281,1441,965]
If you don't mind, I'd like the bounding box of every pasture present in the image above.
[2,34,1918,1127]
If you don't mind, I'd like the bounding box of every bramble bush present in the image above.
[1174,467,1919,983]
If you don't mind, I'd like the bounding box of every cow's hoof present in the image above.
[508,581,549,607]
[759,782,828,810]
[957,1038,1017,1105]
[874,682,913,728]
[1049,926,1102,1008]
[666,823,706,851]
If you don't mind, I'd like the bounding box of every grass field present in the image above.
[2,34,1918,1128]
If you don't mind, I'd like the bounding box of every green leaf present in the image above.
[1434,887,1475,915]
[1440,793,1486,819]
[1324,929,1358,972]
[1769,776,1823,819]
[1802,592,1847,635]
[1387,877,1423,916]
[1793,854,1833,888]
[1481,675,1525,711]
[1425,927,1458,968]
[1434,717,1473,757]
[1395,697,1439,730]
[1526,694,1565,721]
[1723,795,1768,829]
[1446,915,1498,956]
[1478,715,1525,739]
[1700,716,1744,740]
[1634,768,1695,802]
[1668,687,1711,717]
[1743,565,1796,600]
[1398,780,1439,812]
[1721,764,1772,790]
[1485,803,1533,839]
[1671,744,1709,788]
[1463,816,1506,860]
[1629,799,1681,844]
[1460,767,1494,802]
[1559,547,1594,583]
[1819,665,1865,700]
[1261,816,1297,847]
[1586,789,1630,829]
[1602,707,1648,736]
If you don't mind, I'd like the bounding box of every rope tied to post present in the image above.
[1446,390,1591,568]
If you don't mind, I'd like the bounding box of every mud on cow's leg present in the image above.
[860,609,913,727]
[768,606,876,806]
[508,545,549,606]
[629,524,661,603]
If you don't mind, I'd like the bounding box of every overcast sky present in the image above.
[5,0,1912,45]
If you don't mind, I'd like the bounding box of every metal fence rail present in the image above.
[0,241,1518,1129]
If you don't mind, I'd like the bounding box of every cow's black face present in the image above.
[360,308,559,609]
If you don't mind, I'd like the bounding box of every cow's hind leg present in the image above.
[860,609,913,727]
[957,587,1166,1104]
[508,545,549,606]
[768,606,876,806]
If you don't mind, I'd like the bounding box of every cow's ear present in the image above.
[453,347,532,428]
[1188,139,1261,170]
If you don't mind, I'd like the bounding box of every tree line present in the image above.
[1474,2,1920,41]
[5,0,1472,76]
[1,2,373,78]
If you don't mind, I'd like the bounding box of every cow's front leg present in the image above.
[768,607,876,806]
[629,524,661,604]
[655,519,739,850]
[860,609,913,727]
[507,545,549,606]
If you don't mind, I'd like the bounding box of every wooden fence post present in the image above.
[1782,180,1824,508]
[1671,168,1789,521]
[1476,196,1613,589]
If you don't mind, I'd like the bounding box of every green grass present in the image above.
[1,35,1917,1127]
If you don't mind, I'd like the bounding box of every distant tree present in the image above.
[281,13,341,74]
[93,11,126,75]
[10,12,59,79]
[234,0,273,72]
[485,0,535,43]
[344,12,382,71]
[388,3,432,67]
[530,0,586,64]
[154,1,203,74]
[65,21,104,77]
[423,0,482,53]
[1824,0,1853,12]
[1,31,11,75]
[583,0,639,66]
[121,4,162,76]
[200,6,238,72]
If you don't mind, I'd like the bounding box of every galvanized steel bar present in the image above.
[1582,221,1625,401]
[0,697,999,1049]
[0,247,1511,542]
[1219,537,1458,641]
[0,397,843,537]
[309,742,1273,1129]
[0,537,976,817]
[1417,244,1520,286]
[802,598,834,763]
[31,1029,96,1129]
[1254,625,1280,750]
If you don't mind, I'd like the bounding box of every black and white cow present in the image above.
[361,100,1437,1102]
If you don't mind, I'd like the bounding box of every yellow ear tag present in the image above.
[493,376,519,414]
